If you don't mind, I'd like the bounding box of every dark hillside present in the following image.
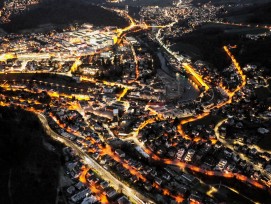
[0,107,61,204]
[223,2,271,24]
[1,0,128,33]
[172,27,271,70]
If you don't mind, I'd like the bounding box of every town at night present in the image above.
[0,0,271,204]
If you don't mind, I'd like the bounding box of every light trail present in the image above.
[0,53,17,62]
[182,63,210,91]
[117,87,129,101]
[70,57,82,73]
[80,76,97,84]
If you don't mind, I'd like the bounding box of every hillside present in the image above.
[171,24,271,70]
[223,2,271,24]
[106,0,172,7]
[192,0,271,6]
[1,0,128,33]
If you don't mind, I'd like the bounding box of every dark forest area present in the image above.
[0,106,61,204]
